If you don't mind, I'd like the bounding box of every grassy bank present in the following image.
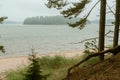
[6,55,81,80]
[6,53,99,80]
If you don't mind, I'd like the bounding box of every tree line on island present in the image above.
[23,16,80,25]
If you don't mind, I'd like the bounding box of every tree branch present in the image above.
[70,30,113,44]
[85,0,100,19]
[68,0,100,29]
[106,2,115,16]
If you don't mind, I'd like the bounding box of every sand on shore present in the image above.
[0,50,84,73]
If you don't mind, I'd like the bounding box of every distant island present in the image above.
[23,16,79,25]
[23,16,114,25]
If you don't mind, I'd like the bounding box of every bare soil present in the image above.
[64,53,120,80]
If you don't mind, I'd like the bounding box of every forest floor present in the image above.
[64,53,120,80]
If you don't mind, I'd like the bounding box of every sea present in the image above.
[0,24,115,57]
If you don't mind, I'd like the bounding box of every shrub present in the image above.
[23,54,47,80]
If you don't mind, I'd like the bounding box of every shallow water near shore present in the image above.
[0,24,114,57]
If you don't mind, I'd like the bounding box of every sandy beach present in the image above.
[0,50,84,74]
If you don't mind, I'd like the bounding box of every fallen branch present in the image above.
[65,45,120,79]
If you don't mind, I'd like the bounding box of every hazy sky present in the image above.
[0,0,114,22]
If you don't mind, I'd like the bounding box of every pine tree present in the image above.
[24,53,47,80]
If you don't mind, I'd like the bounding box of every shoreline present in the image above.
[0,50,84,73]
[0,49,83,59]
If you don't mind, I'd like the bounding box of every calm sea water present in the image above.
[0,24,114,57]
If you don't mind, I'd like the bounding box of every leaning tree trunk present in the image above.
[113,0,120,48]
[99,0,106,60]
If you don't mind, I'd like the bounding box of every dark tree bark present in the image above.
[113,0,120,48]
[98,0,106,60]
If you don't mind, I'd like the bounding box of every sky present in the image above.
[0,0,114,22]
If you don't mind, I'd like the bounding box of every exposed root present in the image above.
[64,45,120,80]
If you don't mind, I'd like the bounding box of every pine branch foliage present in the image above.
[46,0,91,29]
[61,0,90,18]
[45,0,68,10]
[0,17,7,23]
[68,18,87,29]
[0,17,7,53]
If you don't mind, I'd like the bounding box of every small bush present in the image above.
[6,69,25,80]
[23,54,47,80]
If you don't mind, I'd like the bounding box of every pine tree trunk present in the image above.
[98,0,106,60]
[113,0,120,48]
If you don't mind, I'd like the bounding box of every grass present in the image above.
[6,52,101,80]
[6,55,81,80]
[38,55,80,69]
[6,69,26,80]
[79,51,99,66]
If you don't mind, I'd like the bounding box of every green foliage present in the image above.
[81,53,99,66]
[45,0,68,10]
[0,17,7,53]
[23,54,47,80]
[82,39,99,65]
[61,0,90,18]
[68,18,87,29]
[84,39,98,55]
[0,46,5,53]
[6,69,25,80]
[6,54,101,80]
[38,55,79,69]
[0,17,8,23]
[46,0,91,29]
[6,55,81,80]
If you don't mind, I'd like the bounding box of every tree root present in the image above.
[64,45,120,80]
